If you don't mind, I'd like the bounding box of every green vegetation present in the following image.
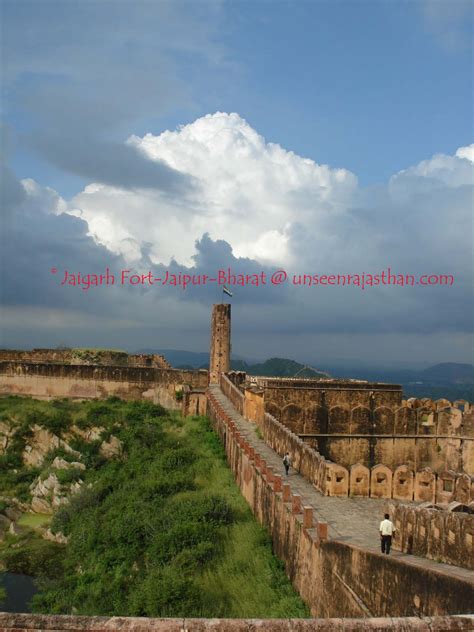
[0,578,6,605]
[0,396,309,618]
[17,513,52,529]
[71,348,128,365]
[0,531,65,579]
[231,357,328,379]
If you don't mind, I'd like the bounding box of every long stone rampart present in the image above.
[0,362,208,410]
[0,348,171,368]
[1,613,474,630]
[206,389,474,618]
[220,372,245,415]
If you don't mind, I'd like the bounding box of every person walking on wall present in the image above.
[283,452,291,476]
[379,513,396,554]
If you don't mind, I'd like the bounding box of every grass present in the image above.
[171,415,305,618]
[17,513,52,529]
[0,398,310,618]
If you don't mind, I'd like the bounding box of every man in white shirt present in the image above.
[379,513,396,554]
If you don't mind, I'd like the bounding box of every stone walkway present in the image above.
[210,385,474,584]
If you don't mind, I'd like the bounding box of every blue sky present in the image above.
[4,0,472,192]
[1,0,473,367]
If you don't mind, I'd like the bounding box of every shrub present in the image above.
[42,448,79,468]
[25,410,72,437]
[55,468,83,485]
[68,438,104,469]
[0,532,65,579]
[51,487,103,536]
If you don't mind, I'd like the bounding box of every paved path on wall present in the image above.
[209,385,474,584]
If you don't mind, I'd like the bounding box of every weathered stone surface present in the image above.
[389,501,474,569]
[258,376,472,475]
[209,304,231,384]
[349,463,370,497]
[414,468,436,503]
[22,425,78,467]
[43,528,68,544]
[100,435,123,458]
[8,521,25,536]
[0,513,12,532]
[0,361,208,411]
[324,463,349,496]
[31,496,52,513]
[454,474,471,504]
[392,465,414,501]
[52,457,86,471]
[436,470,456,504]
[0,614,473,631]
[4,505,22,521]
[370,465,392,499]
[0,419,14,453]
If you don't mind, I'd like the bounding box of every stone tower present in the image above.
[209,303,231,384]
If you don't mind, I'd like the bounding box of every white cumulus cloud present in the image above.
[70,112,357,266]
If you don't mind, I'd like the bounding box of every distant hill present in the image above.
[321,362,474,402]
[136,348,472,400]
[136,349,330,378]
[421,363,474,384]
[231,357,329,379]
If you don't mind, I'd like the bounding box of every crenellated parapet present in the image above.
[258,406,474,503]
[385,500,474,570]
[0,348,171,368]
[260,390,473,475]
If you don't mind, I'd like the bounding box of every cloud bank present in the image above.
[2,113,473,365]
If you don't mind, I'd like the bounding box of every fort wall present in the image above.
[260,405,474,503]
[207,386,474,617]
[0,362,207,410]
[385,501,474,570]
[247,378,472,475]
[1,613,473,631]
[0,348,171,368]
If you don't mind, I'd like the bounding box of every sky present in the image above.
[0,0,473,369]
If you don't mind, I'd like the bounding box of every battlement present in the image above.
[250,375,403,392]
[0,348,171,369]
[385,500,474,570]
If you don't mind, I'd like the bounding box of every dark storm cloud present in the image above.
[0,169,124,312]
[29,133,196,194]
[3,0,224,190]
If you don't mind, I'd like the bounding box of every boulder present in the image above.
[22,425,80,467]
[100,435,122,458]
[30,473,60,498]
[0,420,13,452]
[52,457,85,471]
[31,496,52,514]
[70,426,104,442]
[4,506,22,521]
[8,522,24,536]
[52,495,69,509]
[0,514,12,531]
[43,528,68,544]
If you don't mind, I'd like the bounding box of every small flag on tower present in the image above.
[223,286,233,297]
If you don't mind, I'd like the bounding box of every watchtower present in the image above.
[209,303,231,383]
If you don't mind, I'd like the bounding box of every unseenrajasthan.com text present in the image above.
[50,267,455,291]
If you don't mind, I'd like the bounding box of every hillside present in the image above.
[0,397,308,617]
[421,363,474,384]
